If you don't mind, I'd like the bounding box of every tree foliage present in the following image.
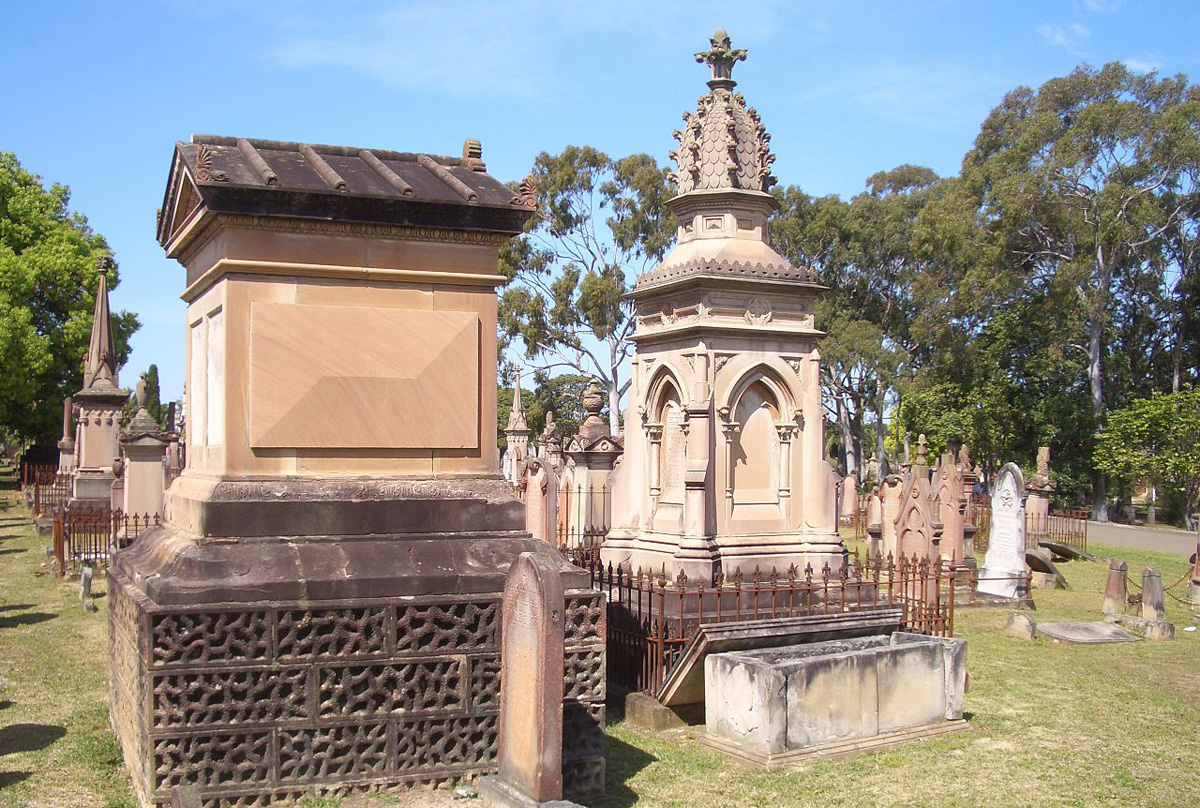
[499,146,674,434]
[1094,388,1200,527]
[0,152,139,444]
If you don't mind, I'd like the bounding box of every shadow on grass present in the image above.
[0,770,31,789]
[0,605,35,613]
[0,612,57,630]
[0,548,24,556]
[0,701,12,710]
[582,734,656,808]
[0,723,66,756]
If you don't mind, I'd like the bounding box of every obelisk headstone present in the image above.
[478,552,579,808]
[1103,560,1128,615]
[978,463,1027,599]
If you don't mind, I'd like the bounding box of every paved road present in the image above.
[1087,521,1199,557]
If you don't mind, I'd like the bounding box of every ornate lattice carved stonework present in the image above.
[110,581,605,807]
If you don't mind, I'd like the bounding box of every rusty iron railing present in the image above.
[52,507,160,576]
[971,497,1088,555]
[33,471,72,517]
[559,549,955,694]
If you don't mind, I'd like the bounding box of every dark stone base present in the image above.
[109,523,605,808]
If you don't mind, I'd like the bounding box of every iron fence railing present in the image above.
[51,507,159,575]
[971,497,1088,554]
[559,548,955,694]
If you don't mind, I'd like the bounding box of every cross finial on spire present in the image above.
[694,28,747,89]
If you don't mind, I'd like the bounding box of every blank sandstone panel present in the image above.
[250,303,479,449]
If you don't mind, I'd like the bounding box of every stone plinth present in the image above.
[109,135,604,808]
[703,632,967,766]
[120,409,172,519]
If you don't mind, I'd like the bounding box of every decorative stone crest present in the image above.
[511,174,537,210]
[744,297,772,325]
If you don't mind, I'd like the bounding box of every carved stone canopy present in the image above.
[671,30,775,197]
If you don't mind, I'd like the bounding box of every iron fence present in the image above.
[560,548,955,694]
[971,498,1088,554]
[32,472,72,517]
[51,507,159,575]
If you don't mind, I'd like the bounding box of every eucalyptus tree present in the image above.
[944,63,1200,516]
[498,146,675,435]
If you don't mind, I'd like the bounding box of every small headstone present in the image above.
[477,552,576,808]
[978,463,1027,599]
[1141,567,1166,620]
[170,785,202,808]
[1007,612,1036,640]
[1102,560,1127,615]
[80,567,97,613]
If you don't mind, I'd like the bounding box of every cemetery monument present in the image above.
[108,135,605,807]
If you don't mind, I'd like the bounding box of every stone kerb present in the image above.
[478,552,577,808]
[978,463,1027,599]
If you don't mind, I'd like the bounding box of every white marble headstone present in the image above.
[978,463,1026,598]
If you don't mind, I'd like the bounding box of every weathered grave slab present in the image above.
[1007,612,1036,640]
[1037,621,1141,644]
[657,608,904,708]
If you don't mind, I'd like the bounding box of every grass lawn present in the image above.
[0,488,1196,807]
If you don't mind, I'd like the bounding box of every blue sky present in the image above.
[2,0,1196,400]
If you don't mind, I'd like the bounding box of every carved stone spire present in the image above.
[83,257,119,390]
[694,27,747,90]
[507,372,528,432]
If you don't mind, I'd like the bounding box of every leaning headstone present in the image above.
[79,567,97,613]
[977,463,1027,599]
[1102,560,1128,615]
[477,552,579,808]
[1141,567,1166,620]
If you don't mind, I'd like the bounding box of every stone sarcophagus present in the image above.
[703,632,967,766]
[109,136,604,807]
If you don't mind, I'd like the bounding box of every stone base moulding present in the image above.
[476,775,587,808]
[702,720,969,769]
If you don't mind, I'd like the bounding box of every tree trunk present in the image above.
[849,406,865,484]
[607,378,621,438]
[834,396,852,477]
[875,399,888,480]
[1089,250,1113,522]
